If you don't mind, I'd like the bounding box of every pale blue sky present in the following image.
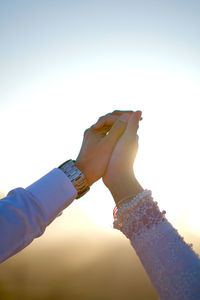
[0,1,200,231]
[1,0,199,107]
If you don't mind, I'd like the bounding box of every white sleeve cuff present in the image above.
[26,168,77,223]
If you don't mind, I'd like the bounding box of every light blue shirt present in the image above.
[0,168,77,263]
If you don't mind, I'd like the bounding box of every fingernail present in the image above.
[136,111,142,120]
[120,113,129,122]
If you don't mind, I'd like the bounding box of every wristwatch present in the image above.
[59,159,90,199]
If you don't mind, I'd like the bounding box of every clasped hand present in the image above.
[76,110,143,205]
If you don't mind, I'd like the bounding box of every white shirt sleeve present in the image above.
[0,168,77,263]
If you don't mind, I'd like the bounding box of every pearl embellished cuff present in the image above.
[113,190,166,239]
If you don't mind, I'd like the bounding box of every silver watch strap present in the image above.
[59,160,90,199]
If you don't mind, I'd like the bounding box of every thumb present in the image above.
[125,111,142,139]
[104,113,129,146]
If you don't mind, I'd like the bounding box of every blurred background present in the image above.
[0,0,200,299]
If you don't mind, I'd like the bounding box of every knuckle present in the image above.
[100,113,111,119]
[84,128,90,136]
[112,110,119,114]
[97,116,104,122]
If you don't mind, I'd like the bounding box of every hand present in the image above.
[103,111,144,205]
[75,111,131,186]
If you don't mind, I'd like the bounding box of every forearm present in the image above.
[131,219,200,300]
[0,168,77,263]
[113,189,200,300]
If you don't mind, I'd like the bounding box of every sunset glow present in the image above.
[0,1,200,298]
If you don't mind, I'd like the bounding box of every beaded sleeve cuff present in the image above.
[113,190,166,240]
[113,190,200,300]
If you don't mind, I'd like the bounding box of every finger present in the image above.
[92,113,111,129]
[116,114,140,163]
[112,109,142,121]
[93,113,129,130]
[92,115,116,129]
[93,110,142,130]
[112,110,133,116]
[124,111,142,140]
[104,116,128,146]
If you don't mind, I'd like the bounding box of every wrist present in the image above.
[107,174,144,206]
